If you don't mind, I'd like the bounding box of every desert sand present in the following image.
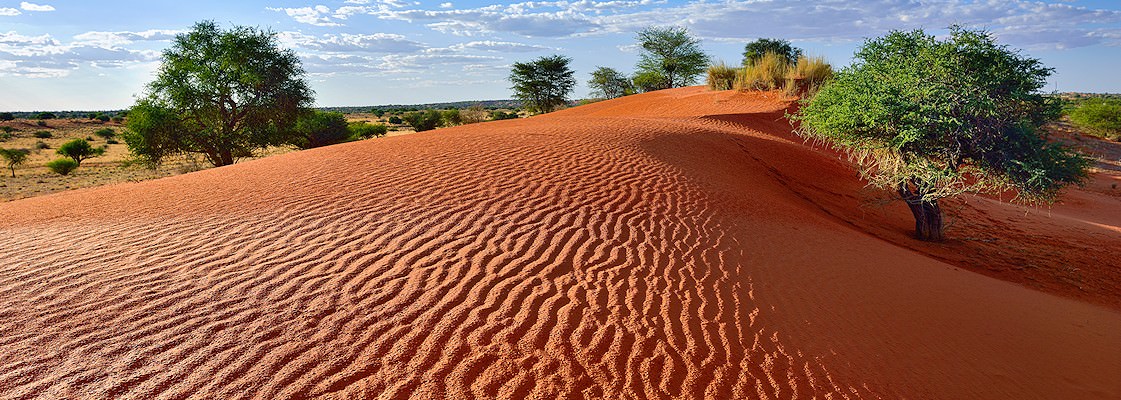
[1,87,1119,399]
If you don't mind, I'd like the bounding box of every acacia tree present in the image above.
[588,67,634,99]
[56,139,104,166]
[125,21,313,167]
[0,148,29,177]
[509,55,576,114]
[743,38,802,66]
[635,26,709,90]
[793,27,1089,241]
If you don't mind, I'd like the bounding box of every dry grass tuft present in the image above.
[706,62,739,91]
[735,52,788,91]
[785,56,834,95]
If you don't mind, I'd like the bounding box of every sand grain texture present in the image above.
[2,88,1120,399]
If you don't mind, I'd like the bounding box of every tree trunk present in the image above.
[219,148,234,166]
[898,184,944,241]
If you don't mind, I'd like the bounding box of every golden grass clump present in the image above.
[785,55,834,95]
[706,62,739,91]
[735,52,788,91]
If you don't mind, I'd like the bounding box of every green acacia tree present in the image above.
[56,139,104,166]
[588,67,634,99]
[742,38,802,66]
[793,27,1089,241]
[125,21,313,167]
[635,26,709,90]
[509,55,577,114]
[0,148,30,177]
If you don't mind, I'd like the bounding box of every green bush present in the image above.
[387,115,403,124]
[94,128,116,139]
[706,62,738,91]
[0,126,12,133]
[0,112,13,121]
[292,110,350,149]
[46,158,79,175]
[1069,98,1121,141]
[106,139,119,144]
[34,131,52,138]
[56,138,104,165]
[35,140,50,150]
[403,110,443,132]
[36,120,48,127]
[442,109,462,126]
[35,112,56,120]
[348,122,388,139]
[490,111,518,120]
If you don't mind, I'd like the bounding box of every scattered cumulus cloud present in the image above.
[19,2,54,12]
[0,30,161,78]
[0,8,20,16]
[267,5,342,27]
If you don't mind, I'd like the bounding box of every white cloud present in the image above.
[19,2,54,12]
[267,5,342,26]
[439,2,453,9]
[72,30,182,48]
[0,31,160,78]
[277,32,426,53]
[449,40,553,52]
[0,8,20,16]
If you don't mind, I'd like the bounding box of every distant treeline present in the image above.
[3,100,539,118]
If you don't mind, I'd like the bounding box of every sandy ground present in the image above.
[0,88,1118,399]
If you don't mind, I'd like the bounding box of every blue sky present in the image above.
[2,0,1121,111]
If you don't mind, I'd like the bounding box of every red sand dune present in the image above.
[1,87,1119,399]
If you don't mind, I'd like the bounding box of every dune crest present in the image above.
[2,87,1119,399]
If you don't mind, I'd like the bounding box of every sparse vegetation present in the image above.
[588,67,634,99]
[793,27,1090,241]
[0,112,13,121]
[34,141,50,150]
[490,111,518,120]
[460,105,488,124]
[441,109,462,126]
[743,38,802,66]
[34,131,53,139]
[404,110,444,132]
[706,62,738,91]
[0,148,30,177]
[94,128,116,140]
[126,21,313,167]
[736,52,789,91]
[1069,98,1121,141]
[45,158,79,176]
[56,139,105,166]
[349,122,388,139]
[784,56,833,95]
[36,120,47,127]
[35,112,56,120]
[635,26,709,90]
[509,54,577,114]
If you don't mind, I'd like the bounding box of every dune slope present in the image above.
[1,87,1119,399]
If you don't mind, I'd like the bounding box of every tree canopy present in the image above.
[635,27,709,90]
[743,38,802,66]
[56,139,104,166]
[125,21,313,167]
[509,55,577,114]
[588,67,634,99]
[793,27,1089,241]
[0,148,29,177]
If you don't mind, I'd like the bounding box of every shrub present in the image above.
[706,62,738,91]
[0,132,9,141]
[106,138,120,144]
[94,128,116,139]
[0,126,12,133]
[35,112,56,120]
[56,138,104,165]
[371,109,385,117]
[46,158,79,175]
[0,112,13,121]
[632,70,669,93]
[490,111,518,120]
[387,116,403,124]
[735,51,789,91]
[403,110,443,132]
[784,56,833,95]
[441,109,462,126]
[96,114,111,122]
[36,120,48,127]
[111,116,124,124]
[292,110,350,149]
[348,122,388,139]
[33,130,52,138]
[35,140,50,150]
[588,66,635,99]
[461,105,488,124]
[1069,98,1121,141]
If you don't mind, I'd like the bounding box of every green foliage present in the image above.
[509,54,577,114]
[291,110,350,149]
[706,62,738,91]
[743,38,802,66]
[36,120,47,127]
[35,112,56,120]
[442,109,462,126]
[387,116,403,124]
[588,67,634,99]
[371,109,385,117]
[490,111,518,120]
[736,52,789,91]
[794,27,1089,208]
[349,121,388,139]
[35,140,50,150]
[56,138,105,166]
[632,70,668,93]
[94,128,116,139]
[635,26,710,89]
[1069,98,1121,141]
[0,148,30,177]
[0,126,12,133]
[403,110,443,132]
[784,55,834,95]
[0,112,13,121]
[461,105,488,124]
[45,158,79,176]
[33,130,52,138]
[126,20,313,166]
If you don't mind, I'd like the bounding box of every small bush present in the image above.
[403,110,443,132]
[735,51,789,91]
[0,112,13,121]
[94,128,116,139]
[785,56,834,95]
[35,140,50,150]
[46,158,79,175]
[96,114,110,122]
[293,110,351,149]
[35,112,56,120]
[441,109,462,126]
[388,116,403,124]
[0,126,13,133]
[349,122,388,139]
[56,138,104,165]
[34,130,53,138]
[1070,98,1121,141]
[461,105,488,124]
[0,133,9,141]
[111,116,124,124]
[106,138,120,144]
[37,120,48,127]
[490,111,518,120]
[706,62,738,91]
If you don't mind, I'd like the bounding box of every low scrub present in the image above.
[706,62,739,91]
[403,110,443,132]
[785,56,834,95]
[349,122,388,139]
[293,110,351,149]
[33,131,52,138]
[735,52,789,91]
[1069,98,1121,141]
[94,128,116,139]
[46,158,79,175]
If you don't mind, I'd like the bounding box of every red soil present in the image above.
[1,87,1118,399]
